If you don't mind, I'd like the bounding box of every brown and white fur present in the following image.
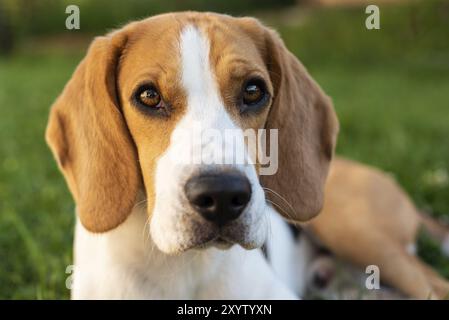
[46,12,338,299]
[45,12,448,300]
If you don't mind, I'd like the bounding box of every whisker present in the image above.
[266,199,295,221]
[133,198,148,209]
[265,194,292,218]
[263,187,295,213]
[263,187,296,219]
[142,214,152,248]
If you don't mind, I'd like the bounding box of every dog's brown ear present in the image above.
[260,28,339,222]
[45,31,140,232]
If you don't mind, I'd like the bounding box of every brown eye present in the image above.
[242,80,267,108]
[138,87,161,108]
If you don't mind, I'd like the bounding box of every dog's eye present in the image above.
[138,87,162,108]
[243,82,264,105]
[241,79,269,112]
[132,85,171,117]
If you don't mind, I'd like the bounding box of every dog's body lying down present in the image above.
[46,12,448,299]
[304,157,449,299]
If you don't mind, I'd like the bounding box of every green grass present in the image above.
[0,53,81,299]
[1,0,448,299]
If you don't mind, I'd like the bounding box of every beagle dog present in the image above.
[46,12,338,299]
[46,11,449,300]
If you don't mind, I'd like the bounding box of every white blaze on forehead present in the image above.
[179,25,230,125]
[180,25,214,98]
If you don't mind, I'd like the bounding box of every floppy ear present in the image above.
[45,31,140,232]
[260,28,339,222]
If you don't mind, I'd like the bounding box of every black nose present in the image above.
[185,173,251,226]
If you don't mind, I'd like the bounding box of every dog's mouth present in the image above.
[176,207,267,253]
[194,235,235,251]
[150,200,268,254]
[211,236,234,249]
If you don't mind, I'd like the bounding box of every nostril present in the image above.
[231,194,249,208]
[194,195,214,209]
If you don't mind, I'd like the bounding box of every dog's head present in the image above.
[46,12,338,254]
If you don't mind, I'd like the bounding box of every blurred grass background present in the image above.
[0,0,448,299]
